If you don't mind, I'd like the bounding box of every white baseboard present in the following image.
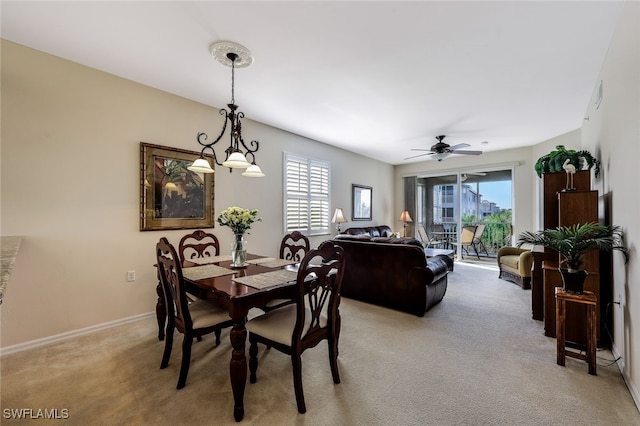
[612,342,640,412]
[0,311,155,356]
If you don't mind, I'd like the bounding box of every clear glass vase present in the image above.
[231,233,247,268]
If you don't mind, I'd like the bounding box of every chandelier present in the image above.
[188,41,264,177]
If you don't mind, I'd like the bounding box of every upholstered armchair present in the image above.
[497,246,533,289]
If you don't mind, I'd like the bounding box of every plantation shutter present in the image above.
[285,153,330,235]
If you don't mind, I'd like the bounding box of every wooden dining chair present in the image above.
[156,237,233,389]
[261,231,312,312]
[279,231,311,262]
[178,229,220,265]
[246,240,346,413]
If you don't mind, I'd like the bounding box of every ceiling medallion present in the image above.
[209,41,254,68]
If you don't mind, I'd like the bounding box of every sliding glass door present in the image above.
[416,168,513,258]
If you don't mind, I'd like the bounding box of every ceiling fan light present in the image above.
[432,152,449,162]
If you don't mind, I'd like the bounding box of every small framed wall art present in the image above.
[352,184,372,221]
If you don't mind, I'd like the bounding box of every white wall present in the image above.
[580,1,640,407]
[0,41,394,348]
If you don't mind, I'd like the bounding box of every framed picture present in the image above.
[140,142,215,231]
[352,184,372,221]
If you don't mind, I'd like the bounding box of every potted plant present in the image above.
[534,145,601,178]
[517,222,629,293]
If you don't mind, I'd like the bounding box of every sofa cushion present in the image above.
[343,225,392,237]
[371,237,423,248]
[501,255,521,270]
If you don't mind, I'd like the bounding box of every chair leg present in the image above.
[177,335,193,390]
[328,335,341,384]
[291,354,306,414]
[160,321,174,369]
[214,329,221,346]
[249,336,259,384]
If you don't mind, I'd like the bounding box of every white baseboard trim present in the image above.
[0,311,155,357]
[612,343,640,412]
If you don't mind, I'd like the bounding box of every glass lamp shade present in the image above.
[241,163,265,177]
[432,152,449,162]
[187,158,214,173]
[222,150,251,168]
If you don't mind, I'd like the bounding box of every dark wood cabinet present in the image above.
[531,171,591,321]
[532,171,608,348]
[543,189,601,348]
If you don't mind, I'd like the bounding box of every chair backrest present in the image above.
[292,240,345,345]
[460,226,476,245]
[473,224,486,242]
[279,231,311,262]
[178,230,220,265]
[417,225,430,243]
[157,237,192,331]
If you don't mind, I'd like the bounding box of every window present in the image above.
[284,153,330,235]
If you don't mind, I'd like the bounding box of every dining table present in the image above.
[155,253,300,422]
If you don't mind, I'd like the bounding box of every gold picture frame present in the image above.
[140,142,215,231]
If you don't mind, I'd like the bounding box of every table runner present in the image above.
[245,257,298,268]
[232,269,298,290]
[182,264,236,281]
[185,255,232,265]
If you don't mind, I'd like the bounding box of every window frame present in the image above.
[283,152,331,236]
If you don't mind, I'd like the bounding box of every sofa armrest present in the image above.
[497,246,528,261]
[517,250,534,277]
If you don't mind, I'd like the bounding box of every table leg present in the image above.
[156,281,166,341]
[556,298,565,366]
[230,319,248,422]
[587,305,597,375]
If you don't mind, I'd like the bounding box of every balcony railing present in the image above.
[430,222,512,257]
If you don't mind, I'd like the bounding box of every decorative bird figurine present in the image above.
[562,158,576,190]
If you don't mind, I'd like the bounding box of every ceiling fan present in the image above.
[405,135,483,162]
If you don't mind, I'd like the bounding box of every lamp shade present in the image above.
[222,150,251,168]
[187,158,215,174]
[432,152,449,162]
[241,163,265,177]
[399,211,413,222]
[332,208,347,223]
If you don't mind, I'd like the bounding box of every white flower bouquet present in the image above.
[217,206,262,235]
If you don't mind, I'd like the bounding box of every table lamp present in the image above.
[399,211,412,237]
[331,208,347,232]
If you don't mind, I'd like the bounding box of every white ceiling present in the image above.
[1,1,624,165]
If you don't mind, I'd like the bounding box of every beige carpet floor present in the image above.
[2,262,639,425]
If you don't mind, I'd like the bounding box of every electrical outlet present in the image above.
[127,270,136,282]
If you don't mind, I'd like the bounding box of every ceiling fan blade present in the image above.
[409,148,434,152]
[403,153,432,160]
[451,150,483,155]
[447,143,470,151]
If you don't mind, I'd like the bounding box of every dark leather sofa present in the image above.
[333,233,448,316]
[342,225,393,237]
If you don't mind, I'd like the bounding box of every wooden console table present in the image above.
[556,288,597,375]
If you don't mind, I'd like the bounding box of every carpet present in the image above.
[1,262,638,425]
